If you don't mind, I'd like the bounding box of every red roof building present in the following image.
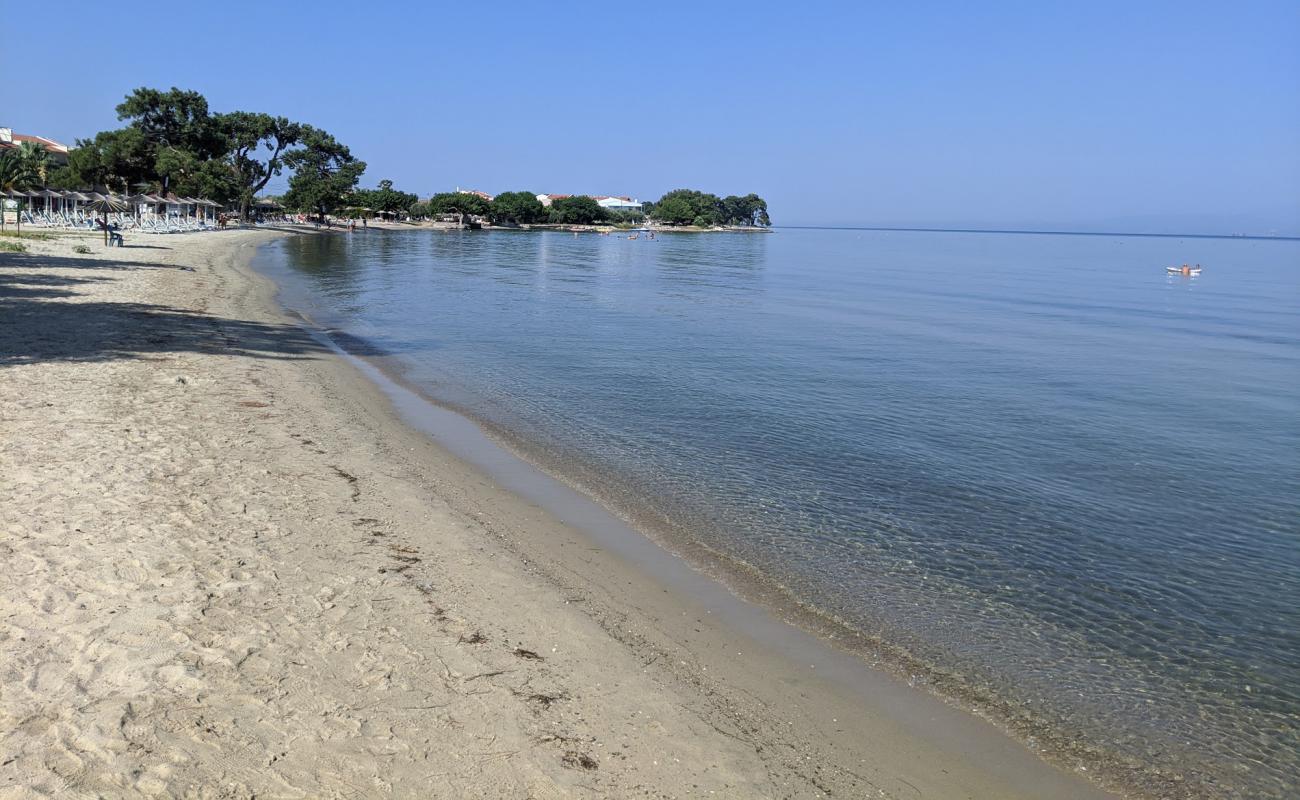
[0,128,70,165]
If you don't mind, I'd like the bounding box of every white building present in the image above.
[455,187,494,202]
[594,196,643,213]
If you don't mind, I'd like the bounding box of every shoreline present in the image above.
[4,227,1115,797]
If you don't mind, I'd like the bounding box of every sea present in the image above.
[255,226,1299,797]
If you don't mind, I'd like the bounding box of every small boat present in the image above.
[1166,264,1202,276]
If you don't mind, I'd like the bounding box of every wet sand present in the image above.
[1,227,1115,798]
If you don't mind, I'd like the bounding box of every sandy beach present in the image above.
[1,227,1115,798]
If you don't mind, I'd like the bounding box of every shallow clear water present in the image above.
[258,228,1299,796]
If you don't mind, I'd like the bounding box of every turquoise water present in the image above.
[258,228,1299,797]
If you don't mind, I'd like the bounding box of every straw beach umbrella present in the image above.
[126,193,151,223]
[83,195,130,244]
[34,188,61,214]
[63,191,91,220]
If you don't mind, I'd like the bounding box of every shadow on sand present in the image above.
[0,252,328,366]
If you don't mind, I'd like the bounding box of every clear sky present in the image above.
[2,1,1297,233]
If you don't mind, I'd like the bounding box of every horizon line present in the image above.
[777,225,1300,242]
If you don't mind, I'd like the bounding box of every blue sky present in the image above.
[2,1,1296,233]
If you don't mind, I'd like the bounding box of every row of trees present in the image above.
[48,87,366,221]
[414,191,631,226]
[349,179,420,218]
[409,189,772,228]
[40,92,771,228]
[463,190,773,228]
[646,189,770,227]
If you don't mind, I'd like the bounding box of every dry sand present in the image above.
[1,228,1115,798]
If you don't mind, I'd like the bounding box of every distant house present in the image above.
[455,187,494,202]
[537,194,641,212]
[536,193,572,208]
[0,127,70,165]
[593,195,643,213]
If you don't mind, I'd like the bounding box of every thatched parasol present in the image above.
[33,188,62,212]
[83,195,131,245]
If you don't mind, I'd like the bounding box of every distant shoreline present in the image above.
[331,220,774,235]
[488,222,774,234]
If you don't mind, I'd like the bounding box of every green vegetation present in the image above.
[1,141,48,191]
[426,192,491,222]
[646,189,770,227]
[72,244,92,254]
[0,142,49,234]
[49,87,363,221]
[0,230,54,240]
[489,191,546,225]
[0,241,27,252]
[548,195,606,225]
[351,179,419,219]
[420,192,647,228]
[219,109,304,220]
[281,128,366,223]
[29,88,771,230]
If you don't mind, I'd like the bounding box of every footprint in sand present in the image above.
[115,560,151,585]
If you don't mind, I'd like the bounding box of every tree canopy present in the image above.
[648,189,771,227]
[48,87,365,220]
[116,87,224,159]
[351,179,420,218]
[37,87,774,232]
[0,142,48,190]
[548,195,607,225]
[114,87,226,197]
[281,127,366,222]
[426,192,491,220]
[48,128,150,193]
[221,111,303,219]
[489,191,546,225]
